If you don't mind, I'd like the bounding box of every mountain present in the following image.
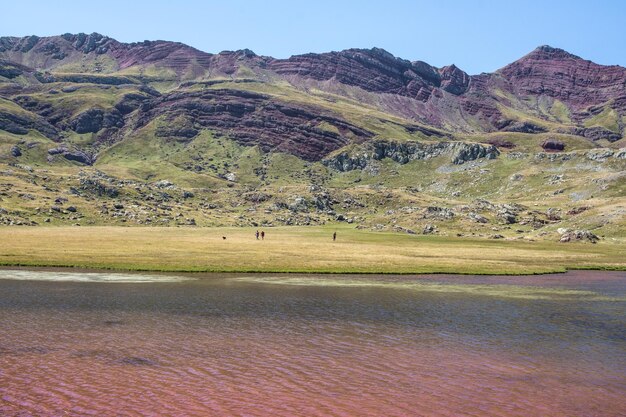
[0,33,624,240]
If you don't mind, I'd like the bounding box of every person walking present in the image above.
[333,232,337,241]
[261,230,265,240]
[255,230,260,240]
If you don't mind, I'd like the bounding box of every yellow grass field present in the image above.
[0,226,624,275]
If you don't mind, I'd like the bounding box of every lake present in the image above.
[0,269,624,416]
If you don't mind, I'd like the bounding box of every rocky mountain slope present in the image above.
[0,33,624,241]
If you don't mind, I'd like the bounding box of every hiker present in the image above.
[261,230,265,240]
[255,230,260,240]
[333,232,337,241]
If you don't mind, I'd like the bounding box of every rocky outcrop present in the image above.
[558,229,599,243]
[0,106,58,139]
[585,148,626,161]
[323,140,499,171]
[78,176,119,197]
[0,59,30,79]
[115,90,158,114]
[438,64,470,95]
[451,143,499,164]
[561,126,622,142]
[70,108,124,133]
[60,32,112,54]
[41,73,138,85]
[497,120,547,134]
[155,118,199,139]
[48,146,95,164]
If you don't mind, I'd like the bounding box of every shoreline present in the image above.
[0,262,624,277]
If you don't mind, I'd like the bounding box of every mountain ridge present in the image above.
[0,33,624,238]
[3,33,625,76]
[1,33,624,152]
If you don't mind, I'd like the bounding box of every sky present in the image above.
[3,0,625,74]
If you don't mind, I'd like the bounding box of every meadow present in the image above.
[1,225,624,274]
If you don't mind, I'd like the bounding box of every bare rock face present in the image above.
[452,143,499,164]
[70,108,124,133]
[497,120,547,134]
[438,64,470,95]
[114,92,155,115]
[561,126,622,142]
[135,89,373,161]
[498,46,626,111]
[0,106,58,139]
[47,146,95,164]
[0,59,29,78]
[269,48,444,102]
[323,140,499,171]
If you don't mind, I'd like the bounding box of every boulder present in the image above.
[154,179,174,189]
[422,224,436,234]
[541,139,565,151]
[10,145,21,157]
[468,212,488,223]
[288,196,309,212]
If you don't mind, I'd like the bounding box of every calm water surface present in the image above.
[0,269,625,416]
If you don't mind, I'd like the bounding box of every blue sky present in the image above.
[3,0,625,74]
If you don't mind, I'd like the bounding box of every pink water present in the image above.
[0,270,625,416]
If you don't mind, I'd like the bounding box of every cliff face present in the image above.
[135,89,373,161]
[269,48,447,101]
[0,33,624,164]
[322,140,499,171]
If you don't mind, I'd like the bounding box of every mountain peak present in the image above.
[525,45,582,61]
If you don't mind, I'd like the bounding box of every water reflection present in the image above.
[0,270,624,416]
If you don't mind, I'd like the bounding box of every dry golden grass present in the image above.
[1,226,624,274]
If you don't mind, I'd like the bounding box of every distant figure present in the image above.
[222,236,227,240]
[333,232,337,241]
[255,230,260,240]
[261,230,265,240]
